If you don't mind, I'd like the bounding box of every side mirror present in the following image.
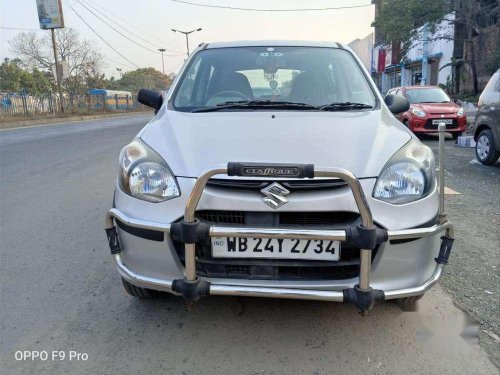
[384,94,410,114]
[138,89,163,111]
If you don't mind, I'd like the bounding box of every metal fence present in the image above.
[0,92,146,119]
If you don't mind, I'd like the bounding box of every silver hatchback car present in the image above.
[105,41,455,314]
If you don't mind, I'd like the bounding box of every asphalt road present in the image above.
[0,114,498,374]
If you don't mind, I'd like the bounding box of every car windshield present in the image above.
[172,46,376,111]
[405,88,451,104]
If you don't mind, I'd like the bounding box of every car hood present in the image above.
[139,108,412,178]
[412,102,458,114]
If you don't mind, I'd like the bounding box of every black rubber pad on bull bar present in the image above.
[345,224,388,250]
[106,227,121,254]
[435,236,454,264]
[170,220,211,244]
[343,285,385,312]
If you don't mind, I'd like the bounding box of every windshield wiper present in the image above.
[191,100,317,113]
[317,102,373,111]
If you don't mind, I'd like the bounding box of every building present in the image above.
[347,33,374,72]
[370,0,500,95]
[371,11,455,93]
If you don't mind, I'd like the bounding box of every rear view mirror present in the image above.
[138,89,163,111]
[384,94,410,114]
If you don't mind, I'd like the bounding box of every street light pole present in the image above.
[158,48,166,74]
[171,28,202,57]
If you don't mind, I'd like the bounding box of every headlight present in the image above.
[456,108,464,116]
[411,108,426,118]
[373,139,435,204]
[118,139,180,203]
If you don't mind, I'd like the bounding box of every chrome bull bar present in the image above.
[181,165,376,291]
[105,123,454,313]
[108,211,452,303]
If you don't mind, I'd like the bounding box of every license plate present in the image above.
[432,119,453,125]
[211,237,340,261]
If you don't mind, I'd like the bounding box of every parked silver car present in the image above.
[474,69,500,165]
[105,41,455,313]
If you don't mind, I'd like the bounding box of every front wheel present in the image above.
[121,278,156,299]
[396,295,423,311]
[476,129,500,165]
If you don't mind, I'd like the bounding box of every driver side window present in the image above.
[175,58,202,107]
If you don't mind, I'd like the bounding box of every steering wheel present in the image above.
[208,90,249,102]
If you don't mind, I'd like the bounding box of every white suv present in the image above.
[105,41,455,313]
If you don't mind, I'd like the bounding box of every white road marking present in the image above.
[444,186,461,195]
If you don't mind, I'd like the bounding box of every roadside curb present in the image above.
[0,111,152,130]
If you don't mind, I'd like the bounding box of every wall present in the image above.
[347,33,374,72]
[405,13,455,87]
[461,22,500,93]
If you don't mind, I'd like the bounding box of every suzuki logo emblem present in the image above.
[261,182,290,209]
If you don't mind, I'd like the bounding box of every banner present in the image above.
[36,0,64,29]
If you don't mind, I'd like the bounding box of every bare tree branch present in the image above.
[9,28,106,93]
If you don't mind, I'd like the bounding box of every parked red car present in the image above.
[386,86,467,138]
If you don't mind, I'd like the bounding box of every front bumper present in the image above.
[109,208,451,302]
[410,114,467,133]
[105,162,455,313]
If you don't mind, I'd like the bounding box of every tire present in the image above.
[452,131,462,140]
[396,295,423,311]
[476,129,500,165]
[121,278,155,299]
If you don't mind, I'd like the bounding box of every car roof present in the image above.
[204,40,342,49]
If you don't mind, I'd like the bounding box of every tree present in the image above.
[110,68,173,93]
[452,0,499,94]
[372,0,447,60]
[0,58,22,92]
[85,73,110,90]
[9,28,106,94]
[373,0,499,94]
[0,58,51,94]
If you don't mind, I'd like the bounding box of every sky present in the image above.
[0,0,374,78]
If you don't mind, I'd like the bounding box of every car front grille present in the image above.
[173,210,377,281]
[206,178,347,191]
[197,210,245,224]
[196,210,357,226]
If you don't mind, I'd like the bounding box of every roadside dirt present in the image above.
[0,111,151,130]
[426,135,500,368]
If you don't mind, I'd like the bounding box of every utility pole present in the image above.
[158,48,166,74]
[171,28,202,57]
[421,24,429,86]
[36,0,65,113]
[116,67,123,78]
[50,29,65,113]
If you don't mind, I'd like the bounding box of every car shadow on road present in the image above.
[4,282,495,375]
[105,287,493,374]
